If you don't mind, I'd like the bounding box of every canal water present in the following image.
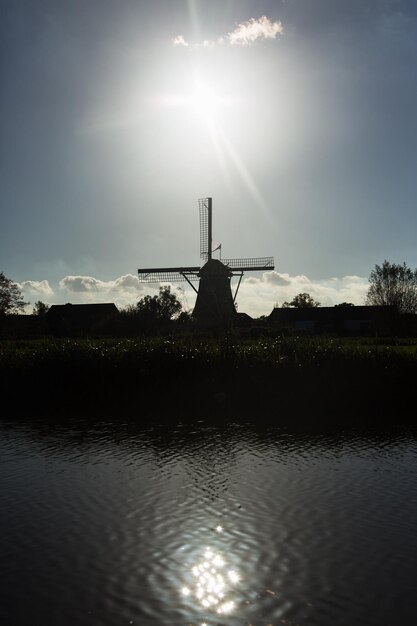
[1,418,417,626]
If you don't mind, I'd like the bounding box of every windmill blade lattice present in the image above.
[222,257,274,272]
[199,197,210,261]
[137,267,200,283]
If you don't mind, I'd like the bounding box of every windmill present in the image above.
[138,198,274,327]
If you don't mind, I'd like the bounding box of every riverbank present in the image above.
[2,337,416,425]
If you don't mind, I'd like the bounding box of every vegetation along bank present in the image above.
[2,336,417,425]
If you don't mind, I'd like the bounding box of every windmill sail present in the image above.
[137,267,200,283]
[222,257,274,272]
[199,197,212,261]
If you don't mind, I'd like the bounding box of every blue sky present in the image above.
[1,0,417,315]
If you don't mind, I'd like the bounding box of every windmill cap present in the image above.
[198,259,233,277]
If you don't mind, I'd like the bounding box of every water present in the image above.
[1,418,417,626]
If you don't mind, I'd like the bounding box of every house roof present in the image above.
[47,303,118,320]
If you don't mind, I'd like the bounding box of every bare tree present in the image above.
[366,260,417,313]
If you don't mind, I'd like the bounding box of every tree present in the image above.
[335,302,355,308]
[282,292,320,308]
[0,272,28,315]
[366,260,417,313]
[32,300,50,316]
[136,286,182,321]
[176,310,193,325]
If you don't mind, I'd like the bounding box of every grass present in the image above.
[2,336,417,424]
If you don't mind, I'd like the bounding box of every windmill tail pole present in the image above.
[208,197,212,261]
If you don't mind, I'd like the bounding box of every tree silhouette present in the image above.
[282,292,320,308]
[136,286,182,321]
[32,300,50,316]
[366,260,417,313]
[0,272,28,315]
[119,286,183,335]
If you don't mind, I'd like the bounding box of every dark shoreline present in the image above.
[2,336,416,426]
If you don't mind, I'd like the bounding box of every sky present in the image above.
[1,0,417,316]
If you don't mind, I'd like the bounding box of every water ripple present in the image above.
[1,419,417,625]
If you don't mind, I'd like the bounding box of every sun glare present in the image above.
[155,66,268,213]
[180,545,240,617]
[157,80,232,127]
[186,82,231,124]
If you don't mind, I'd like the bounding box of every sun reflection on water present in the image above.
[181,544,241,619]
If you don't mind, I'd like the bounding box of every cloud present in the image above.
[59,273,144,294]
[112,274,144,291]
[58,273,148,308]
[228,16,284,45]
[59,275,104,293]
[263,271,291,286]
[19,280,54,296]
[172,35,188,47]
[17,271,369,318]
[233,272,370,318]
[172,16,283,49]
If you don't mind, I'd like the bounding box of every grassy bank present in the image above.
[2,336,417,424]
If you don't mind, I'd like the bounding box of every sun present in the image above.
[156,79,232,128]
[185,81,231,125]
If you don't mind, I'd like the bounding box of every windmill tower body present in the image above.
[193,259,236,327]
[138,198,274,328]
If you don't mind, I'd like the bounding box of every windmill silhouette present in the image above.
[138,198,274,327]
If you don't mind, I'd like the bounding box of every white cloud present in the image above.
[263,271,291,286]
[234,272,369,318]
[17,271,370,318]
[172,15,283,50]
[228,16,284,45]
[58,273,148,308]
[112,274,144,291]
[60,273,144,293]
[59,275,103,292]
[172,34,189,47]
[19,280,54,296]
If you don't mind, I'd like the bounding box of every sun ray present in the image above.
[206,122,233,190]
[220,133,269,216]
[187,0,201,42]
[155,57,268,217]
